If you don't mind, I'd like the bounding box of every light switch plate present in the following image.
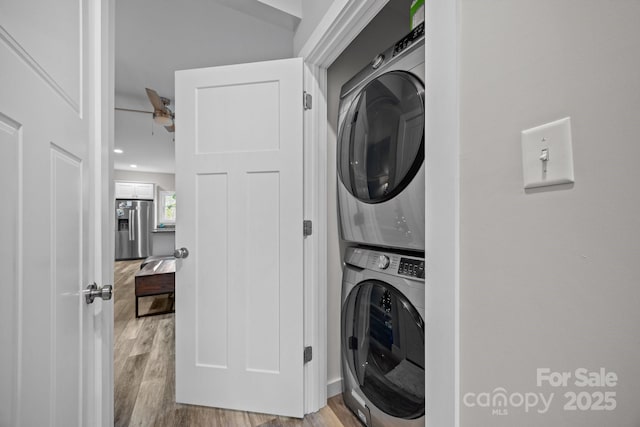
[521,117,574,189]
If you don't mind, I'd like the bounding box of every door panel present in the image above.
[194,173,229,367]
[0,0,100,424]
[51,146,84,426]
[245,171,281,372]
[0,114,21,427]
[176,57,304,417]
[0,0,82,109]
[196,81,280,153]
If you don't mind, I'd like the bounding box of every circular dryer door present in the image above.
[342,280,425,419]
[338,71,424,204]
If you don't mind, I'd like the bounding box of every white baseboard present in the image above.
[327,378,343,398]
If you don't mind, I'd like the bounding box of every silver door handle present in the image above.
[128,210,134,240]
[131,210,136,240]
[85,282,113,304]
[174,247,189,259]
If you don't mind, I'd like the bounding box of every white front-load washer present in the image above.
[337,23,425,252]
[341,246,425,427]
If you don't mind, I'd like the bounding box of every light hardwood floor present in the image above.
[114,260,362,427]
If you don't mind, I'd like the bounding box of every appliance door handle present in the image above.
[128,210,134,240]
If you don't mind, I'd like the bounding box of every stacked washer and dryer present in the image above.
[337,23,426,427]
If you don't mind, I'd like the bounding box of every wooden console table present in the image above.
[135,258,176,318]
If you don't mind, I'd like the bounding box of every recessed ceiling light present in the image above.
[113,148,123,154]
[130,164,138,168]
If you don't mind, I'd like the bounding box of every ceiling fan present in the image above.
[113,88,175,133]
[145,88,175,132]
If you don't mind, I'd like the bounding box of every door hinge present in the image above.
[303,92,312,110]
[304,346,313,363]
[303,220,312,236]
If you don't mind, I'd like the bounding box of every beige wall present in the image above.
[326,0,411,395]
[459,1,640,425]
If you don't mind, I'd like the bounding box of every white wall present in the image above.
[114,107,176,173]
[326,0,411,395]
[459,1,640,425]
[113,170,175,191]
[293,0,334,54]
[115,0,295,99]
[257,0,301,18]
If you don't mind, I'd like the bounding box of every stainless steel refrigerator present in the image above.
[115,200,153,260]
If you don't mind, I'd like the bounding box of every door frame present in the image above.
[423,1,461,426]
[98,0,394,422]
[306,2,461,422]
[296,0,390,413]
[93,0,115,425]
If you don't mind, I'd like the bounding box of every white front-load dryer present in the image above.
[337,24,425,252]
[341,246,425,427]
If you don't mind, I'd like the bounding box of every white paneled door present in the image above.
[0,1,106,426]
[175,58,305,417]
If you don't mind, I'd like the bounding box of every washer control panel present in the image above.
[345,247,424,281]
[377,254,390,269]
[393,22,425,57]
[398,257,425,279]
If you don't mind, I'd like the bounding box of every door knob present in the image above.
[174,247,189,259]
[85,282,113,304]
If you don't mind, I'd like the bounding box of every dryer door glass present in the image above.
[343,280,425,419]
[339,71,424,204]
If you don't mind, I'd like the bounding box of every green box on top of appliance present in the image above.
[410,0,425,30]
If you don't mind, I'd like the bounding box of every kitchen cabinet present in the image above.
[115,182,155,200]
[151,229,175,256]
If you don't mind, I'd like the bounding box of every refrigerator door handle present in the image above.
[129,210,134,241]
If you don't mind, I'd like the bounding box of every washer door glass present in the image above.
[343,280,425,419]
[338,71,424,204]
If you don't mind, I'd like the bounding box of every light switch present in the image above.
[521,117,574,189]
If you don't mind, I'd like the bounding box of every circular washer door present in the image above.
[338,71,424,204]
[342,280,425,419]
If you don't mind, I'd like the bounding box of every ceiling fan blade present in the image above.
[145,88,166,111]
[114,107,153,114]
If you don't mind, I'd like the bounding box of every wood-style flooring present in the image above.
[114,260,362,427]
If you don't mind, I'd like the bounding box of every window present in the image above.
[158,190,176,224]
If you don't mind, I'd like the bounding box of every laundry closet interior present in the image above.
[328,3,425,426]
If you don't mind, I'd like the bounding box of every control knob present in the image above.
[377,255,390,270]
[371,54,385,69]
